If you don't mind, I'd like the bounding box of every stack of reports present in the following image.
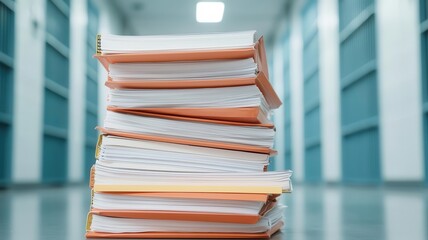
[85,30,293,239]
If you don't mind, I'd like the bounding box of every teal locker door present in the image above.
[283,31,293,171]
[339,0,380,184]
[0,0,15,186]
[84,0,99,181]
[268,56,276,171]
[42,0,70,183]
[420,0,428,184]
[302,0,322,182]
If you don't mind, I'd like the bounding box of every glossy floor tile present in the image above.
[0,184,427,240]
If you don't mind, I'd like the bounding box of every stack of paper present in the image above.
[85,30,292,239]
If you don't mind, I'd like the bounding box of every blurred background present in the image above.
[0,0,427,239]
[1,0,427,186]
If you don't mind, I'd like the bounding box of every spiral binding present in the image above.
[96,34,101,55]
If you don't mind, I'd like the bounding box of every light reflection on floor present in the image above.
[0,184,426,240]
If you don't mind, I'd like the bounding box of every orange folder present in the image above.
[106,76,259,89]
[107,107,274,128]
[90,208,272,224]
[99,109,276,154]
[85,221,283,239]
[96,37,282,110]
[96,47,255,66]
[97,127,275,155]
[89,192,278,224]
[107,106,269,124]
[93,191,274,202]
[90,202,277,225]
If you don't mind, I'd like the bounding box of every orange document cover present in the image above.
[96,47,255,65]
[107,106,269,124]
[85,221,283,239]
[89,192,278,224]
[97,127,275,155]
[90,208,273,224]
[99,109,276,154]
[90,191,275,202]
[107,107,274,128]
[97,37,282,110]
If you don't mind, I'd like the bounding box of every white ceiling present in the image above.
[107,0,288,45]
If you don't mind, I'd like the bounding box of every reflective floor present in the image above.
[0,184,427,240]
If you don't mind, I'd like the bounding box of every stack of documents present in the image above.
[85,30,292,239]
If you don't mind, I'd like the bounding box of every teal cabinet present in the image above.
[84,0,99,180]
[339,0,380,184]
[0,0,15,186]
[420,0,428,184]
[283,31,292,171]
[302,0,322,182]
[42,0,70,183]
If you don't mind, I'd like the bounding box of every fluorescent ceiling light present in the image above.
[196,2,224,23]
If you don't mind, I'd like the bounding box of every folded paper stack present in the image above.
[85,30,292,239]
